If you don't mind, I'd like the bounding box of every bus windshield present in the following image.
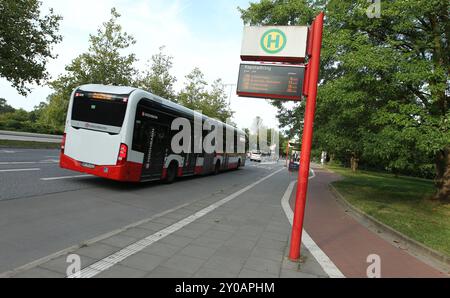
[71,92,129,134]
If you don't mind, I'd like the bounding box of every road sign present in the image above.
[237,13,325,261]
[241,26,308,63]
[236,63,305,100]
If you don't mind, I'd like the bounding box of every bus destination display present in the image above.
[237,64,305,100]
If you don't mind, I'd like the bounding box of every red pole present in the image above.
[289,12,324,261]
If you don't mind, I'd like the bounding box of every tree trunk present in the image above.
[434,146,450,202]
[329,154,334,164]
[350,154,359,172]
[393,169,399,178]
[429,14,449,202]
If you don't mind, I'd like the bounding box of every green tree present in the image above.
[239,0,319,26]
[0,109,33,132]
[203,79,234,122]
[29,102,47,122]
[323,0,449,199]
[138,46,177,101]
[178,68,234,122]
[239,0,449,200]
[0,99,57,133]
[41,8,138,132]
[0,98,15,114]
[243,128,250,152]
[178,68,208,109]
[30,101,60,134]
[0,0,62,95]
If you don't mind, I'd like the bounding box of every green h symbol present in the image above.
[266,34,280,49]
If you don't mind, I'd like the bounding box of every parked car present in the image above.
[289,160,300,171]
[250,150,262,162]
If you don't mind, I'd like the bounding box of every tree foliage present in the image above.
[40,8,138,132]
[178,68,234,122]
[0,98,15,114]
[239,0,449,200]
[0,99,56,134]
[37,8,233,132]
[137,46,177,101]
[0,0,62,95]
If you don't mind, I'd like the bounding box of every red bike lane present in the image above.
[290,167,448,278]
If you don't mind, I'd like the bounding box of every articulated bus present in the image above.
[60,84,246,183]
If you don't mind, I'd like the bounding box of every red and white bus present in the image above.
[60,84,246,183]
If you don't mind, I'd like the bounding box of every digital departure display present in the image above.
[237,63,305,100]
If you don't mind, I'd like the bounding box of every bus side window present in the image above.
[202,124,208,154]
[223,127,227,154]
[157,129,165,140]
[190,120,195,155]
[209,126,216,151]
[132,106,147,152]
[132,119,143,152]
[234,130,238,153]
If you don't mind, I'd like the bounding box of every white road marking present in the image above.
[281,169,345,278]
[0,160,58,165]
[247,164,276,170]
[260,161,278,165]
[0,168,41,173]
[0,150,17,154]
[68,167,285,278]
[41,175,92,181]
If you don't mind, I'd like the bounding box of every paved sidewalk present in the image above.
[9,166,328,278]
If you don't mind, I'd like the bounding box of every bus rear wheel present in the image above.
[214,161,221,175]
[166,162,178,184]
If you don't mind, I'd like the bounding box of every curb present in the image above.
[329,184,450,270]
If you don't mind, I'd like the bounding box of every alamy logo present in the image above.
[366,254,381,278]
[169,113,279,159]
[66,254,81,278]
[366,0,381,19]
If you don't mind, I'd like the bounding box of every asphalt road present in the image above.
[0,149,283,273]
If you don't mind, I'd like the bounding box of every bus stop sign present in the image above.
[241,26,308,63]
[237,13,325,261]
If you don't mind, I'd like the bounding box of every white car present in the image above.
[250,151,262,162]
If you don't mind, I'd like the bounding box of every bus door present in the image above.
[223,154,230,170]
[140,121,170,180]
[202,128,215,173]
[183,124,198,175]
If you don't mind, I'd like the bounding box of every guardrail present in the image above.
[0,130,62,143]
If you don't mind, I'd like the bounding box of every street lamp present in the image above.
[224,84,236,105]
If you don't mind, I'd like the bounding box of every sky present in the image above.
[0,0,284,130]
